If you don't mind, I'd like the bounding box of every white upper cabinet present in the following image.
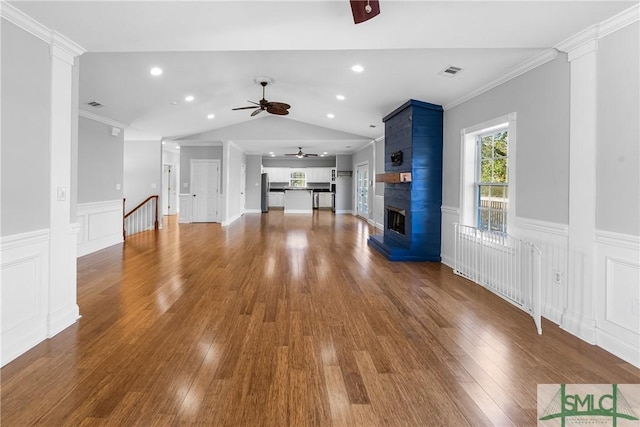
[307,167,332,183]
[264,167,290,183]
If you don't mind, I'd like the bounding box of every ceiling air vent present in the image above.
[439,65,463,78]
[86,101,104,108]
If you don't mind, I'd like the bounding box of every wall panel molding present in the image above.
[595,230,640,367]
[1,230,50,366]
[77,200,124,257]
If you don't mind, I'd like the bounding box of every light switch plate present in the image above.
[116,183,121,190]
[56,187,66,201]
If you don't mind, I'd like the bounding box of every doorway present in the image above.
[190,159,220,222]
[356,162,369,218]
[162,164,177,216]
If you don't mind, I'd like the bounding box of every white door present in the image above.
[191,159,220,222]
[356,163,369,218]
[240,163,246,212]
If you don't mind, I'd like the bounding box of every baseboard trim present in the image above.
[284,209,313,215]
[222,212,242,227]
[243,209,262,214]
[596,327,640,368]
[47,304,81,338]
[441,254,454,269]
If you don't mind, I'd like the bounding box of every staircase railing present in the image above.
[123,195,159,240]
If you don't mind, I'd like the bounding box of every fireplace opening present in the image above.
[387,206,406,235]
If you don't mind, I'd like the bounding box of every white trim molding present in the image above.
[221,212,243,227]
[79,110,128,129]
[440,205,460,268]
[77,200,124,257]
[594,229,640,367]
[555,3,639,54]
[0,2,85,57]
[1,229,50,366]
[444,50,558,110]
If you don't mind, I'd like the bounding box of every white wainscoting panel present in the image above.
[179,194,192,223]
[77,200,123,257]
[595,230,640,367]
[1,229,50,366]
[374,195,384,230]
[512,217,569,326]
[440,206,460,268]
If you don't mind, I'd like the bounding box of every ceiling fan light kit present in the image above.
[285,147,318,159]
[232,80,291,117]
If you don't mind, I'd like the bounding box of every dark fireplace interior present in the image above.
[387,206,406,235]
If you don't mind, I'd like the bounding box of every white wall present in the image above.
[223,142,244,225]
[1,10,82,366]
[596,22,639,236]
[78,116,124,203]
[1,20,51,236]
[123,140,162,212]
[442,15,639,367]
[245,154,262,213]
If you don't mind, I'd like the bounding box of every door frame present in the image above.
[355,161,370,219]
[190,159,221,222]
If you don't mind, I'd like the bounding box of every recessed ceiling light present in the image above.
[323,152,328,155]
[185,95,194,102]
[176,146,181,150]
[327,113,335,119]
[320,154,325,157]
[351,65,364,73]
[270,154,276,157]
[150,67,163,76]
[170,101,177,105]
[269,152,274,154]
[336,94,345,101]
[207,114,215,119]
[162,141,165,145]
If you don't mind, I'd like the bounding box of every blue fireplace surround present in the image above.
[368,99,443,261]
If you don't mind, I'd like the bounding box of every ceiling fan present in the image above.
[286,147,318,158]
[232,81,291,116]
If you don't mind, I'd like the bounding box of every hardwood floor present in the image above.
[2,211,638,426]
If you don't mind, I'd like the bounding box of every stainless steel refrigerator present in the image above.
[261,173,269,213]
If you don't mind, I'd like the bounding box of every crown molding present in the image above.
[444,49,558,111]
[555,3,639,54]
[79,110,127,129]
[1,2,85,57]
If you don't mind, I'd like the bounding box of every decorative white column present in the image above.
[557,33,599,343]
[47,37,84,337]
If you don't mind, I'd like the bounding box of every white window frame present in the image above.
[476,128,509,232]
[289,168,306,188]
[459,113,517,233]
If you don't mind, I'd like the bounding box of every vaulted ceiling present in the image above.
[10,1,636,156]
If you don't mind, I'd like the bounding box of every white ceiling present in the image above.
[10,1,636,156]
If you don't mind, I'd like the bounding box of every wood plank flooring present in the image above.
[2,211,639,426]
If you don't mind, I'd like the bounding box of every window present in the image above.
[290,169,306,188]
[459,113,516,235]
[477,129,508,232]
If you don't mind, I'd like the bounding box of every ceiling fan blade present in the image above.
[267,106,289,115]
[266,101,291,110]
[305,154,319,157]
[232,106,260,110]
[251,108,264,117]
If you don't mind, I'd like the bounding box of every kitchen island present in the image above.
[284,189,313,214]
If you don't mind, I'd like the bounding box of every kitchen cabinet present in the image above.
[268,192,285,207]
[307,167,332,183]
[318,192,333,208]
[264,167,290,183]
